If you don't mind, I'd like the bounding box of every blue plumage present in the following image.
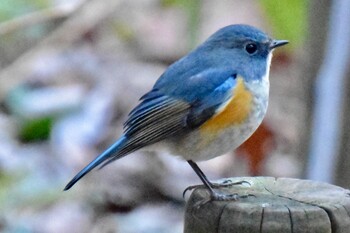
[64,24,288,197]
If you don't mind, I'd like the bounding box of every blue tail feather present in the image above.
[63,136,127,190]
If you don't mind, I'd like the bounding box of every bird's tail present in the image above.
[64,136,128,191]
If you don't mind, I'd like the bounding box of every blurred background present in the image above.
[1,0,350,232]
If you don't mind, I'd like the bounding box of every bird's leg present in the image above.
[186,160,250,202]
[187,160,216,194]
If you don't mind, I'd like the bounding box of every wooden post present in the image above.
[184,177,350,233]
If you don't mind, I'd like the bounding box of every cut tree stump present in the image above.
[184,177,350,233]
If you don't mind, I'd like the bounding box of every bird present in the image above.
[64,24,288,201]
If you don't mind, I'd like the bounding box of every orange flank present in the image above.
[200,77,253,133]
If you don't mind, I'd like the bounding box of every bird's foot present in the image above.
[194,191,255,208]
[183,179,250,198]
[218,179,251,188]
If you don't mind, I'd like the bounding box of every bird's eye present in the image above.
[245,43,257,54]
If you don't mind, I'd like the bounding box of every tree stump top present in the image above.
[184,177,350,233]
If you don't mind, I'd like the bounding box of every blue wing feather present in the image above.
[125,69,238,132]
[155,67,236,103]
[185,74,237,128]
[65,68,239,190]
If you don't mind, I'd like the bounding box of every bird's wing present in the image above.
[121,69,238,150]
[70,69,239,176]
[122,95,191,152]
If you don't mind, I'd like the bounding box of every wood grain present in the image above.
[184,177,350,233]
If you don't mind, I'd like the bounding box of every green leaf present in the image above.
[19,117,53,142]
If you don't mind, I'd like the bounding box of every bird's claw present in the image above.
[194,192,255,208]
[183,184,203,198]
[183,180,250,199]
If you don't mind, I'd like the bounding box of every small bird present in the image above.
[64,24,288,201]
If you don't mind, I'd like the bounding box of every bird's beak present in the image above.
[269,40,289,49]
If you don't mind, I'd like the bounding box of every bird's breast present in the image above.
[166,75,269,161]
[199,77,253,133]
